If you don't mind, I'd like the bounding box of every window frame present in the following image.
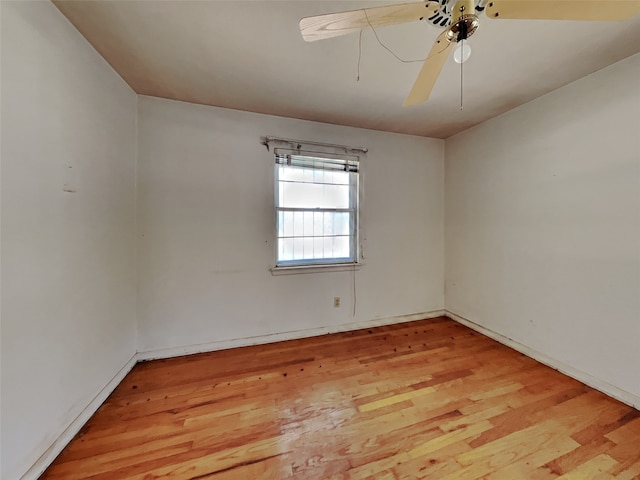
[272,148,361,271]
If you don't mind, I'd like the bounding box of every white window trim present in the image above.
[270,262,363,276]
[264,136,366,274]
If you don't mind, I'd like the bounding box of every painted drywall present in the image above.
[0,2,138,479]
[136,96,444,353]
[445,54,640,400]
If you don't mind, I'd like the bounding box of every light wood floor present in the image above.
[42,317,640,479]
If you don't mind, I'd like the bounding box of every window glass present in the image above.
[275,154,359,267]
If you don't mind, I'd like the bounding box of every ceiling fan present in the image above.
[299,0,640,106]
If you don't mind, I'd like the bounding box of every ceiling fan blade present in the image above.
[300,2,441,42]
[485,0,640,21]
[403,30,455,107]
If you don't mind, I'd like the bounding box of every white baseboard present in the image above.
[445,310,640,410]
[136,309,446,362]
[19,354,138,480]
[17,308,638,480]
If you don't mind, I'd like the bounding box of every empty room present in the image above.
[2,0,639,479]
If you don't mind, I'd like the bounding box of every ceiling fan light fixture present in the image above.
[453,39,471,64]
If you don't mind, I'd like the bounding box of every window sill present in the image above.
[270,262,363,276]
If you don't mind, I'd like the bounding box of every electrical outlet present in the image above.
[333,297,340,308]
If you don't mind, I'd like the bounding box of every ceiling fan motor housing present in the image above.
[446,0,480,42]
[426,0,485,28]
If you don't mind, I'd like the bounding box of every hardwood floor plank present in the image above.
[613,458,640,480]
[556,453,619,479]
[483,434,580,480]
[357,386,436,412]
[194,454,293,480]
[345,421,492,479]
[41,317,640,479]
[606,416,640,444]
[546,436,617,476]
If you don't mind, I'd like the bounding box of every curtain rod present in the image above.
[260,136,368,154]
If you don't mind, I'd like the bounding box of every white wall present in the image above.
[0,2,138,479]
[136,96,444,354]
[445,54,640,403]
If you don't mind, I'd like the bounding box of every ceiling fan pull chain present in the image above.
[456,8,468,111]
[460,45,464,111]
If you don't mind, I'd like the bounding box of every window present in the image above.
[274,150,359,268]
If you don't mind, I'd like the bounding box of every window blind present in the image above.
[274,153,359,173]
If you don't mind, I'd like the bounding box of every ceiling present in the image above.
[53,0,640,138]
